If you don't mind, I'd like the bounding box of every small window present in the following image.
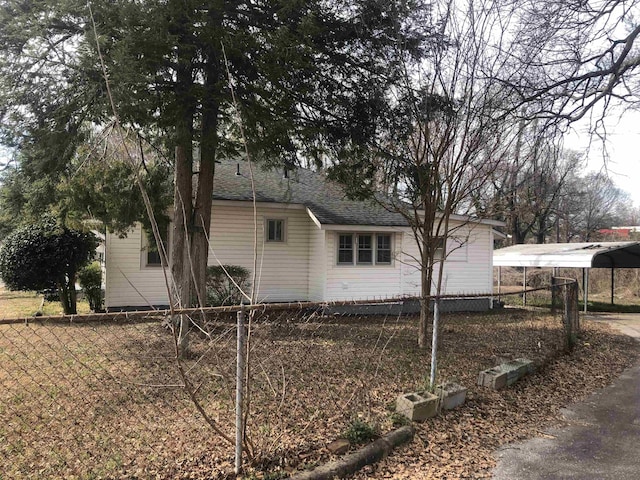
[434,236,445,260]
[377,234,392,264]
[357,234,373,264]
[266,219,285,242]
[143,227,169,267]
[338,234,354,264]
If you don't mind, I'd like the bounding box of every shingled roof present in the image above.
[212,160,408,226]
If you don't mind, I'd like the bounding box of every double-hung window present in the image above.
[266,219,285,242]
[143,226,169,268]
[376,234,392,264]
[337,233,393,266]
[357,235,373,264]
[338,234,354,264]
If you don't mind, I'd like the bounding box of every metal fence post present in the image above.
[563,280,579,350]
[235,305,246,475]
[429,297,440,388]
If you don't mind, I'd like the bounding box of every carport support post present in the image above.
[582,268,589,313]
[611,268,615,305]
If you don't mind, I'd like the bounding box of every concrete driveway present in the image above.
[491,313,640,480]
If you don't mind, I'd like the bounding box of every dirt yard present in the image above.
[0,307,637,479]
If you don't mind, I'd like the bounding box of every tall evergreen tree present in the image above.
[0,1,436,328]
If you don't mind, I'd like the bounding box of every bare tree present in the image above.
[503,0,640,123]
[473,122,585,244]
[331,0,534,365]
[565,171,630,240]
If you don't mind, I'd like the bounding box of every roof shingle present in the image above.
[212,160,408,227]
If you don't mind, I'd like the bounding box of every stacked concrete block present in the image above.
[478,358,534,390]
[396,391,438,421]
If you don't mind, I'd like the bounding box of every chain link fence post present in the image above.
[429,297,440,388]
[235,305,246,475]
[562,279,579,350]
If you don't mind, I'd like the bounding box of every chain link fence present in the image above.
[1,288,577,478]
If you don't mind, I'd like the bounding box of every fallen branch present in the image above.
[289,426,415,480]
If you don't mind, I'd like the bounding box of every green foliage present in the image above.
[343,419,377,445]
[205,265,250,306]
[0,216,97,314]
[0,0,436,196]
[78,261,103,312]
[59,157,172,237]
[390,411,410,428]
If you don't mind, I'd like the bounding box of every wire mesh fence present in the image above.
[0,288,577,478]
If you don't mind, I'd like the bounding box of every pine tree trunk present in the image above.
[172,143,193,355]
[170,29,196,356]
[191,59,219,307]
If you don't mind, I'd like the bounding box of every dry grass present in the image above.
[0,285,91,319]
[0,307,637,479]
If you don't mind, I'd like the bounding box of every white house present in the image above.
[104,161,503,310]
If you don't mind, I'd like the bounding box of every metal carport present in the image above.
[493,241,640,312]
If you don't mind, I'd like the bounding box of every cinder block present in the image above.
[396,391,438,421]
[478,358,534,390]
[435,382,467,410]
[478,366,507,389]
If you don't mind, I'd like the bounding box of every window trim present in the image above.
[265,218,287,243]
[336,232,394,266]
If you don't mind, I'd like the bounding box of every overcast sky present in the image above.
[564,108,640,208]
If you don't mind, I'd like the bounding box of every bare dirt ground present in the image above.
[0,307,637,479]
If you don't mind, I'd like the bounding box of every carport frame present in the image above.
[494,241,640,312]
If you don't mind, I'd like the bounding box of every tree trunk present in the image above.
[191,51,220,308]
[169,20,197,355]
[59,283,71,315]
[418,228,434,349]
[58,274,77,315]
[418,265,431,348]
[172,143,193,354]
[68,273,77,314]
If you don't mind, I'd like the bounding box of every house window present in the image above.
[434,236,445,260]
[337,233,393,266]
[377,234,392,264]
[338,234,354,264]
[357,234,373,264]
[142,227,169,268]
[266,219,285,242]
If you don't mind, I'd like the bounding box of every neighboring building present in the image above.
[596,226,640,241]
[105,161,503,310]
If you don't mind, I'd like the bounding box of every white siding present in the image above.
[105,203,495,307]
[105,203,313,308]
[208,203,311,302]
[324,231,403,301]
[104,227,171,308]
[401,221,493,296]
[308,227,326,301]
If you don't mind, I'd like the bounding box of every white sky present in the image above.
[563,108,640,208]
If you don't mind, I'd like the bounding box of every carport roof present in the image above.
[494,242,640,268]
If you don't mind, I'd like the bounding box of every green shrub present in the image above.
[0,216,96,314]
[205,265,251,306]
[343,418,377,445]
[78,261,103,312]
